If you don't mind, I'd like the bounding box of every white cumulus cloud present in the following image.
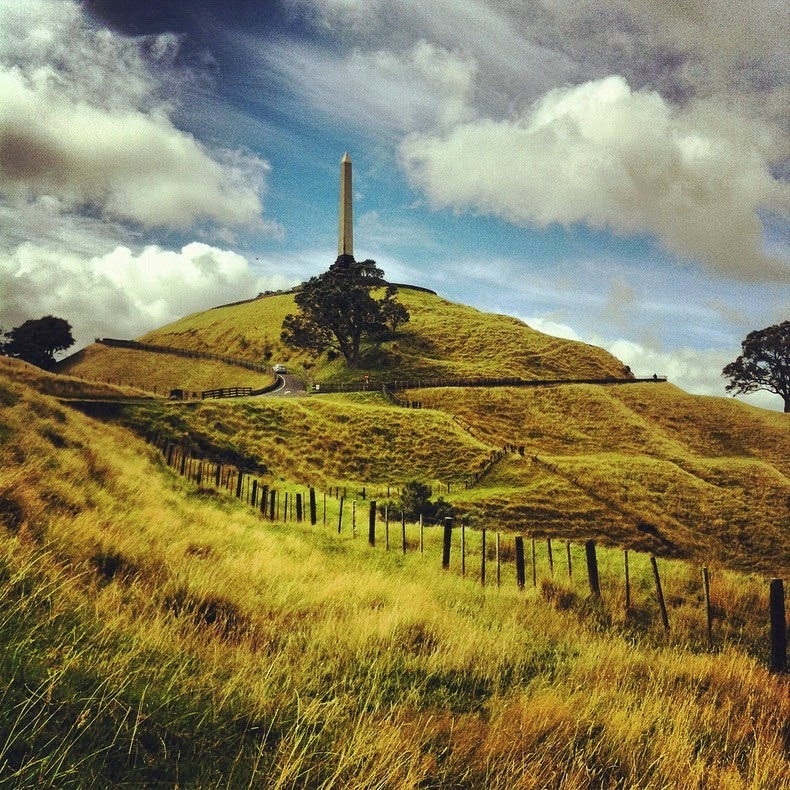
[400,75,789,282]
[0,242,267,350]
[0,0,267,230]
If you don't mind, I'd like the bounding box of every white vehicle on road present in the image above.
[273,364,287,374]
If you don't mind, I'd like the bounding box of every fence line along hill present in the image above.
[47,284,789,576]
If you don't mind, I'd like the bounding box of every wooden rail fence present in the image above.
[146,431,787,674]
[97,338,272,373]
[318,375,668,397]
[201,387,253,400]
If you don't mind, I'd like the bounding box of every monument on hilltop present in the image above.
[335,152,355,266]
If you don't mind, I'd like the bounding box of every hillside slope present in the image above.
[407,382,790,574]
[33,283,790,576]
[1,356,789,788]
[57,343,274,394]
[60,376,788,575]
[128,287,631,385]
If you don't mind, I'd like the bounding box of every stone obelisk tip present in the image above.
[336,151,355,264]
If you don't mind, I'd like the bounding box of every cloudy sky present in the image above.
[1,0,788,408]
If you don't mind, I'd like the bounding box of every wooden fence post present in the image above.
[624,550,631,610]
[269,490,275,521]
[310,488,317,526]
[515,536,525,591]
[236,471,243,499]
[368,501,376,546]
[352,499,357,537]
[481,529,487,587]
[323,491,326,526]
[566,541,572,581]
[585,541,600,597]
[250,480,257,508]
[496,532,501,587]
[284,492,289,522]
[461,523,466,576]
[442,517,452,569]
[296,492,303,522]
[547,538,554,577]
[261,486,268,516]
[702,567,713,645]
[651,556,669,631]
[419,515,424,555]
[337,497,345,534]
[531,538,537,588]
[769,578,787,674]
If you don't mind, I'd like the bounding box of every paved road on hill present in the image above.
[258,373,307,398]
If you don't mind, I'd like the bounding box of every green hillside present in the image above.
[57,343,274,395]
[133,287,630,385]
[49,286,789,575]
[406,382,789,574]
[2,282,789,786]
[1,357,789,787]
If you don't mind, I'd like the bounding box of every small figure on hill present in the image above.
[722,321,789,412]
[1,315,75,370]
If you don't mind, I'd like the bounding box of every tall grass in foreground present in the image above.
[1,360,789,787]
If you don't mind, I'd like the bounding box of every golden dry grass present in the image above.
[408,383,789,574]
[0,355,150,399]
[1,357,789,787]
[118,394,493,488]
[130,287,630,385]
[57,343,274,394]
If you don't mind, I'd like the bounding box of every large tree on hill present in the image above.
[281,259,409,367]
[1,315,75,370]
[722,321,789,412]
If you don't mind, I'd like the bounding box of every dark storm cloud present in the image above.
[82,0,211,35]
[82,0,292,37]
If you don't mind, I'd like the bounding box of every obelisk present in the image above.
[336,152,355,265]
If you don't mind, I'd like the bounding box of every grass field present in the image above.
[56,344,275,395]
[109,287,632,386]
[1,357,789,787]
[2,274,789,788]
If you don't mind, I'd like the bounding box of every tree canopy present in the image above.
[722,320,789,412]
[281,259,409,368]
[396,480,452,523]
[1,315,75,370]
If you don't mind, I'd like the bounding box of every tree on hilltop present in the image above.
[1,315,75,370]
[722,321,789,412]
[281,259,409,367]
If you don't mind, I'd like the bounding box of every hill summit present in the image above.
[61,285,632,388]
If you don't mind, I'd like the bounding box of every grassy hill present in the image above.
[1,357,789,787]
[402,382,789,574]
[76,287,628,387]
[56,343,274,395]
[47,283,789,577]
[3,283,789,786]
